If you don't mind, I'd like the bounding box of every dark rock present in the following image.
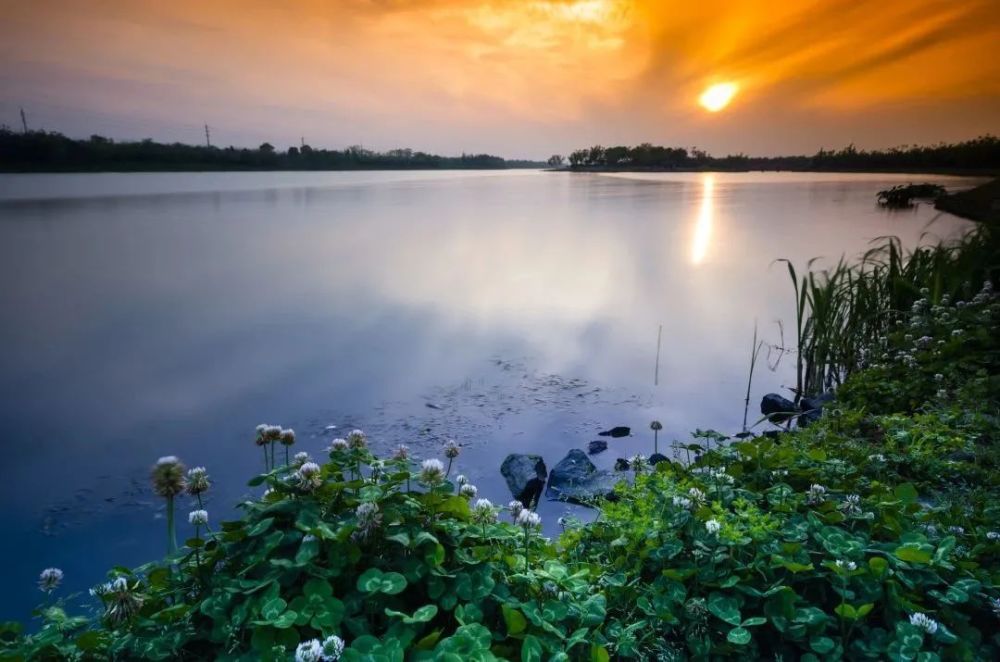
[587,440,608,455]
[547,449,619,504]
[761,393,797,423]
[598,426,631,438]
[500,454,547,507]
[649,453,669,465]
[614,458,630,471]
[798,392,834,428]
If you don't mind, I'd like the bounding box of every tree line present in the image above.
[0,129,544,172]
[547,135,1000,172]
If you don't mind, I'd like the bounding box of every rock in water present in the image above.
[500,454,547,507]
[614,458,630,471]
[649,453,668,465]
[761,393,797,423]
[798,392,834,427]
[587,440,608,455]
[547,449,618,504]
[598,426,631,438]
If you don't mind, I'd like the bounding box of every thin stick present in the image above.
[654,324,662,386]
[742,322,763,434]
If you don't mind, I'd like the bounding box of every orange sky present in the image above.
[1,0,998,157]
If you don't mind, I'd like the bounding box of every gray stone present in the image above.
[649,452,669,465]
[587,440,608,454]
[798,392,834,428]
[547,449,618,504]
[761,393,797,424]
[500,454,547,507]
[598,426,631,438]
[614,458,630,471]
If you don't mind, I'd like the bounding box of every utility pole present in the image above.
[300,136,304,148]
[204,123,211,147]
[20,107,28,133]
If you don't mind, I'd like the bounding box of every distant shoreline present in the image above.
[549,166,999,177]
[0,164,542,174]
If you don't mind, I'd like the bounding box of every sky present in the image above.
[0,0,998,158]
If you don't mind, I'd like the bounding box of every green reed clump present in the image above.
[780,223,998,401]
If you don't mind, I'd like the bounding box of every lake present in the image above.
[0,169,980,620]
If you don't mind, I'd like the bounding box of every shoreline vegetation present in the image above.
[3,211,1000,659]
[548,136,1000,176]
[2,129,999,176]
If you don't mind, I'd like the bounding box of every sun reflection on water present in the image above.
[691,174,714,265]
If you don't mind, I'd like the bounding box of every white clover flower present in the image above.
[295,639,324,662]
[991,597,1000,618]
[327,438,348,452]
[508,500,524,518]
[705,519,721,535]
[456,474,469,485]
[293,451,311,468]
[443,440,461,459]
[188,510,208,526]
[472,498,497,524]
[630,454,647,471]
[459,483,478,499]
[909,612,938,634]
[835,559,857,572]
[711,469,735,485]
[806,484,827,505]
[347,429,367,449]
[516,509,541,528]
[38,568,64,593]
[297,462,323,490]
[688,487,706,504]
[419,458,445,485]
[934,374,944,382]
[321,635,345,660]
[279,428,296,446]
[948,526,965,535]
[986,531,1000,541]
[185,467,210,496]
[771,469,789,479]
[151,456,186,497]
[353,502,381,541]
[91,576,142,626]
[840,494,862,516]
[936,389,948,399]
[262,488,275,499]
[392,444,409,460]
[672,496,692,509]
[952,329,964,337]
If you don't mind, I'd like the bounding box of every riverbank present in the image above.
[552,166,1000,177]
[3,225,999,659]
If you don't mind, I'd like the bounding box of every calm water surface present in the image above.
[0,170,980,619]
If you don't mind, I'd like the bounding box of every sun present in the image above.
[699,83,738,112]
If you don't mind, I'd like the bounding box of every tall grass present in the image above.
[781,223,999,399]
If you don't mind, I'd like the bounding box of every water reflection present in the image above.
[691,174,714,265]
